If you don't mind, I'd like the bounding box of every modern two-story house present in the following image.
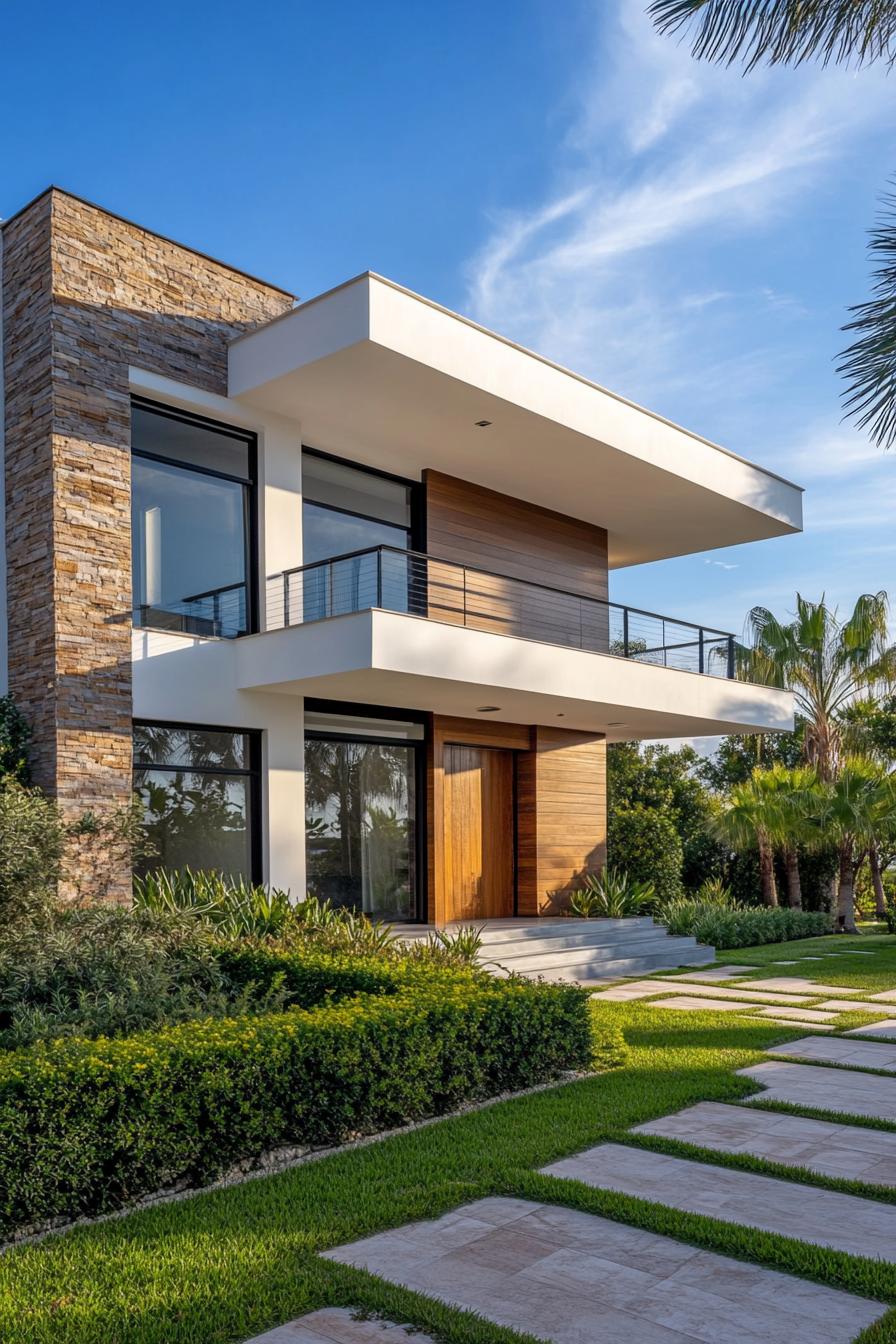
[0,188,800,923]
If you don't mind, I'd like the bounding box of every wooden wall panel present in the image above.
[427,715,605,924]
[423,471,610,652]
[517,727,606,917]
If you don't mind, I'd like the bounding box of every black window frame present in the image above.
[133,717,263,885]
[303,698,427,922]
[301,447,424,553]
[131,396,259,638]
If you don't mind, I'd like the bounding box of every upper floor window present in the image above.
[301,450,417,619]
[131,399,256,638]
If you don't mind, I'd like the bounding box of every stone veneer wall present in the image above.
[1,189,293,888]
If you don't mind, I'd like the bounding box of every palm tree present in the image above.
[648,0,896,446]
[744,594,896,780]
[713,770,781,906]
[815,757,896,932]
[758,763,822,908]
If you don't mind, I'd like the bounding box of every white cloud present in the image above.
[705,559,739,570]
[463,0,888,411]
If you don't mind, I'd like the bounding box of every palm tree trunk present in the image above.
[870,842,887,918]
[783,845,802,909]
[758,836,778,907]
[837,841,858,934]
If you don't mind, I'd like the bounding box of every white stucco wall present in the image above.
[129,371,307,895]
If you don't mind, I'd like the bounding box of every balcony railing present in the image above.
[265,545,740,679]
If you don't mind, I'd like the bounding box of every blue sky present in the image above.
[2,0,893,642]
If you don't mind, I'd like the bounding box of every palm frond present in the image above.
[648,0,896,72]
[839,191,896,449]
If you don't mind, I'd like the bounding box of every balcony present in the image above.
[264,545,740,680]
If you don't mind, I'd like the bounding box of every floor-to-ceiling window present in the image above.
[131,399,256,638]
[133,722,261,882]
[304,706,422,921]
[301,451,417,620]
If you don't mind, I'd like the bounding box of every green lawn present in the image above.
[7,939,896,1344]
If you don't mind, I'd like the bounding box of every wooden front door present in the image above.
[443,744,515,921]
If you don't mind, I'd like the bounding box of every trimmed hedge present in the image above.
[0,974,594,1235]
[215,944,402,1007]
[657,901,832,949]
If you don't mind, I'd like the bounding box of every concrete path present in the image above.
[848,1021,896,1040]
[247,1309,434,1343]
[766,1035,896,1072]
[321,1197,884,1344]
[740,1060,896,1121]
[540,1143,896,1259]
[633,1100,896,1184]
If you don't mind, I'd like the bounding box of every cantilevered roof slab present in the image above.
[229,273,802,568]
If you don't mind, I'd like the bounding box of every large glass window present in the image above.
[301,451,415,620]
[131,400,256,638]
[304,709,422,921]
[133,722,260,882]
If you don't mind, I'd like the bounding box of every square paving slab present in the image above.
[752,1006,840,1022]
[648,996,753,1013]
[632,1101,896,1184]
[246,1308,434,1343]
[766,1036,896,1071]
[816,999,883,1013]
[321,1196,884,1344]
[737,978,860,996]
[869,989,896,1002]
[847,1021,896,1041]
[540,1143,896,1260]
[740,1060,896,1120]
[670,966,754,981]
[629,980,810,1005]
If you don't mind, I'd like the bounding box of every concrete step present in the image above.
[472,916,658,943]
[481,934,702,973]
[476,926,675,960]
[492,942,715,983]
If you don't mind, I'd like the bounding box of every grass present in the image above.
[5,983,896,1344]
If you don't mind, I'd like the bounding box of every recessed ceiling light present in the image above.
[475,419,492,428]
[556,712,565,717]
[477,705,501,713]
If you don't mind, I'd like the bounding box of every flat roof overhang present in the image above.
[229,273,803,568]
[232,610,795,741]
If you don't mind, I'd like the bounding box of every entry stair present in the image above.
[397,916,714,986]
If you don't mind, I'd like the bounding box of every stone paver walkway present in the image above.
[632,1101,896,1184]
[737,978,860,996]
[816,999,884,1013]
[321,1197,884,1344]
[670,966,754,981]
[592,981,808,1005]
[848,1021,896,1040]
[648,996,753,1013]
[247,1308,432,1343]
[767,1036,896,1072]
[749,1017,836,1030]
[752,1005,840,1022]
[740,1060,896,1120]
[540,1143,896,1259]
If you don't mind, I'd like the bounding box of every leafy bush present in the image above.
[0,695,30,783]
[133,869,295,938]
[692,877,737,906]
[569,868,655,918]
[0,907,236,1047]
[0,782,64,917]
[655,896,832,949]
[0,974,596,1234]
[608,806,683,904]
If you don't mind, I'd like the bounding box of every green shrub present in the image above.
[0,975,593,1234]
[608,806,683,904]
[0,695,30,783]
[0,907,235,1047]
[214,944,403,1007]
[0,782,64,917]
[133,869,295,938]
[655,897,832,949]
[569,868,655,918]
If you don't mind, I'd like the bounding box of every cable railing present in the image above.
[134,581,248,639]
[265,545,740,679]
